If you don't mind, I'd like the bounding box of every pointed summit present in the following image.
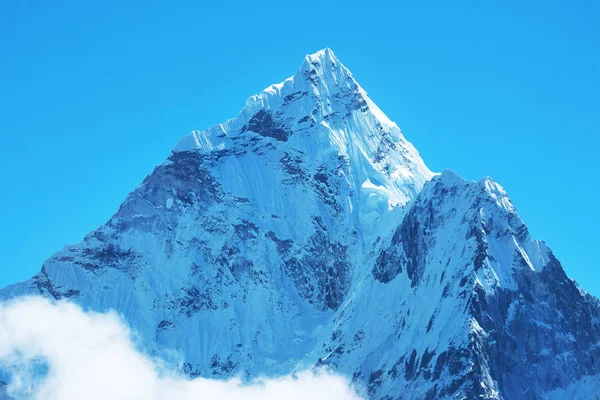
[243,47,366,122]
[301,48,339,68]
[298,48,350,86]
[175,48,389,152]
[174,49,433,210]
[304,47,338,63]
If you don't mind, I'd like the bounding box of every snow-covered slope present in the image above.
[1,49,599,399]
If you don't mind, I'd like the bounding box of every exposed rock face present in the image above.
[1,49,599,399]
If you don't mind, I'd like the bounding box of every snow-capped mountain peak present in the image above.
[174,48,433,214]
[2,49,599,400]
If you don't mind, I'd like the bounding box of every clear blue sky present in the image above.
[1,1,598,295]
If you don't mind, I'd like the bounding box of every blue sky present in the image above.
[0,0,598,295]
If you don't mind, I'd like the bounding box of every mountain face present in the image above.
[2,48,599,399]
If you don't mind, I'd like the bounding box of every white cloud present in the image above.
[0,297,361,400]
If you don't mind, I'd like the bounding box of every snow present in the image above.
[173,47,433,214]
[1,48,599,400]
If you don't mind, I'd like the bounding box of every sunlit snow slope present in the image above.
[1,49,599,399]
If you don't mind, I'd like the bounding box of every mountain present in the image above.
[1,48,599,399]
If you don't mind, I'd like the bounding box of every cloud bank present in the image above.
[0,297,361,400]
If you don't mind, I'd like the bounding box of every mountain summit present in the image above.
[2,49,599,399]
[175,48,432,211]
